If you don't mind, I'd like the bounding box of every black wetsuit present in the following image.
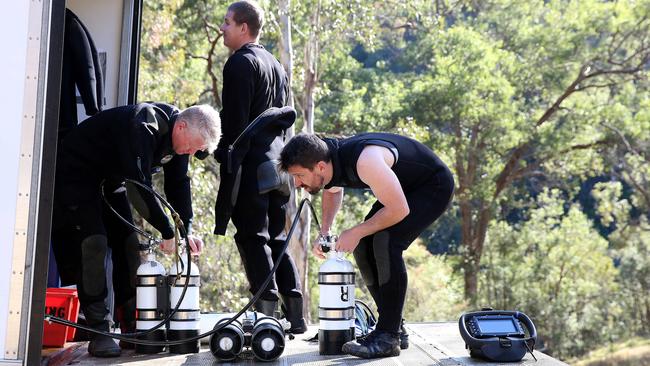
[323,133,454,333]
[51,102,192,321]
[216,43,302,303]
[59,9,104,141]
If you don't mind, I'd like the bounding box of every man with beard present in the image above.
[280,132,454,359]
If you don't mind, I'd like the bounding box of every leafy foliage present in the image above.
[137,0,650,361]
[480,189,618,358]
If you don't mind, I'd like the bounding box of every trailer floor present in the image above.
[42,323,568,366]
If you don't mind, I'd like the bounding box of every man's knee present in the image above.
[354,237,377,286]
[371,231,393,286]
[81,234,109,297]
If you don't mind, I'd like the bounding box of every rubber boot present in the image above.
[280,296,307,334]
[87,321,121,357]
[255,299,278,317]
[341,330,400,359]
[84,302,120,358]
[399,319,409,350]
[115,298,136,349]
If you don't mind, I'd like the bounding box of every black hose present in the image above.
[100,178,194,338]
[45,195,321,346]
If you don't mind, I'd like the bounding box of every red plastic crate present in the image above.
[43,288,79,347]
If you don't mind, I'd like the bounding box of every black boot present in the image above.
[399,319,409,350]
[84,302,121,358]
[87,321,121,357]
[280,296,307,334]
[115,298,136,349]
[341,330,400,359]
[255,299,278,317]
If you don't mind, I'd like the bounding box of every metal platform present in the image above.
[44,323,568,365]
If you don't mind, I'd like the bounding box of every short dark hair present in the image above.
[280,134,330,171]
[228,1,264,38]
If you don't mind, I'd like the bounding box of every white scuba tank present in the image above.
[167,248,201,354]
[135,249,168,354]
[318,235,356,355]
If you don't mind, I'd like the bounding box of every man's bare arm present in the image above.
[336,145,409,252]
[321,186,343,235]
[313,187,343,258]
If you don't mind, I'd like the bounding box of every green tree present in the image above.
[593,181,650,337]
[404,0,650,304]
[480,189,619,358]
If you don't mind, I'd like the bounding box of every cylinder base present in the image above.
[168,329,200,354]
[319,329,353,355]
[134,329,166,354]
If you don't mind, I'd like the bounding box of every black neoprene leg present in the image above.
[103,185,139,308]
[53,197,109,312]
[353,234,381,311]
[268,189,302,298]
[231,165,279,301]
[355,174,455,333]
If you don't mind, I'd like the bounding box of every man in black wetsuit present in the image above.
[51,103,220,357]
[280,133,454,359]
[214,0,307,333]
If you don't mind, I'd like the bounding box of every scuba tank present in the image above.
[209,312,286,362]
[135,242,168,354]
[317,235,356,355]
[250,316,285,361]
[167,246,201,354]
[209,318,245,361]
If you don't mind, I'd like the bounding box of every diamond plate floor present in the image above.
[49,323,568,366]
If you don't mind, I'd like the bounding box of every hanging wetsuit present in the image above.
[322,132,455,334]
[215,43,305,330]
[51,103,193,330]
[59,9,104,141]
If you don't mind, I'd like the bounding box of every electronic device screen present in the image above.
[476,319,517,334]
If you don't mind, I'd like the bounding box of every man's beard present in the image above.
[305,174,325,194]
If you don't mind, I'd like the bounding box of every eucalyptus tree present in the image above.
[481,190,618,358]
[405,0,650,304]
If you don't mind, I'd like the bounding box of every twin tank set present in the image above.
[133,234,357,361]
[134,245,202,354]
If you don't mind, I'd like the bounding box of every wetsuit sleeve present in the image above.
[217,54,256,152]
[123,118,176,239]
[68,18,100,116]
[162,154,193,234]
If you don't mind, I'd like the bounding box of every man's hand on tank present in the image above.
[335,228,361,253]
[160,238,176,254]
[312,241,326,259]
[187,235,203,256]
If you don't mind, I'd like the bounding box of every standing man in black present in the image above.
[52,103,220,357]
[280,133,455,358]
[215,0,307,333]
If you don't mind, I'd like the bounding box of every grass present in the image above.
[572,338,650,366]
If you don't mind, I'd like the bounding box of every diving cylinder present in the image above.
[250,316,285,361]
[209,318,245,361]
[135,247,168,354]
[167,249,201,354]
[318,235,356,355]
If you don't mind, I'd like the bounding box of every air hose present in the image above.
[45,182,322,347]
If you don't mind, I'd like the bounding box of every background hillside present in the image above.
[137,0,650,361]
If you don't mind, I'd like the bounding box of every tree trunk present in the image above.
[278,0,294,109]
[302,2,319,134]
[278,0,321,322]
[278,0,313,323]
[460,199,479,305]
